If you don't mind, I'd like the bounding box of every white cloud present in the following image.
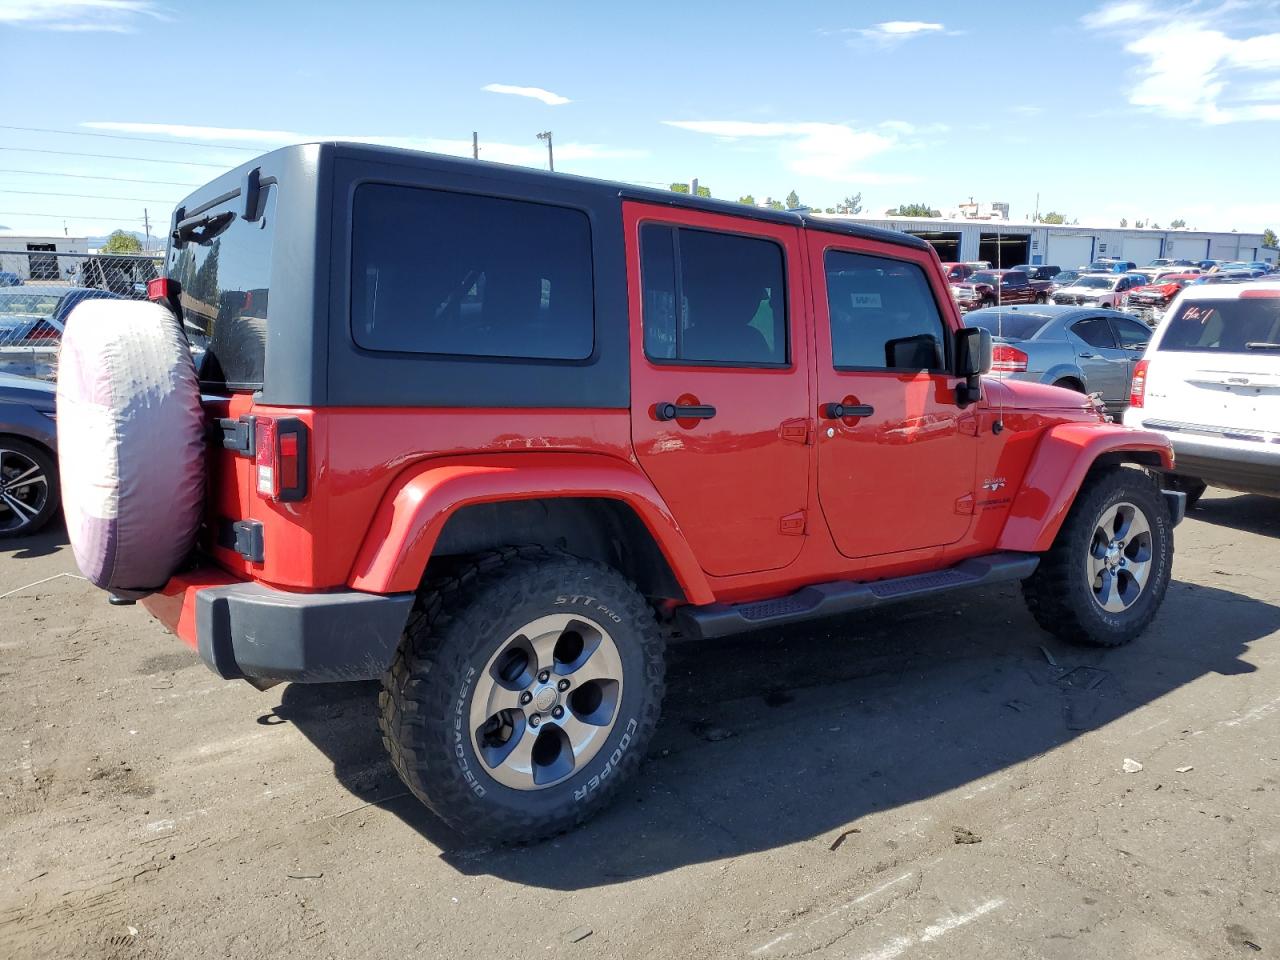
[80,121,642,165]
[1084,1,1280,123]
[0,0,165,32]
[859,20,944,43]
[1009,105,1044,116]
[661,119,916,183]
[481,83,571,106]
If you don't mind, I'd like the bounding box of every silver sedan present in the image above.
[965,305,1153,414]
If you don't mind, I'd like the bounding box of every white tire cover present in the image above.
[56,299,205,593]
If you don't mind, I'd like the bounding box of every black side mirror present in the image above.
[885,334,943,370]
[954,327,992,407]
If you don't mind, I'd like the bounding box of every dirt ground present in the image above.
[1,490,1278,960]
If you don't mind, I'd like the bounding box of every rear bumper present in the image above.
[1164,438,1280,496]
[140,568,415,683]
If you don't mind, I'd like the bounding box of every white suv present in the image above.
[1124,280,1280,504]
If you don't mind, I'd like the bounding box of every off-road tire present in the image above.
[1022,466,1172,647]
[378,546,665,843]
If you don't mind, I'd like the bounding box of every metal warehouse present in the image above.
[820,216,1274,269]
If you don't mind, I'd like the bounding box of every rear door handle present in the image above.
[655,402,717,421]
[1078,352,1096,358]
[823,402,875,419]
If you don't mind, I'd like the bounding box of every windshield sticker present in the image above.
[848,293,883,308]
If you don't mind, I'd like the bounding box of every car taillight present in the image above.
[1129,359,1149,408]
[990,344,1029,373]
[254,416,309,502]
[1241,288,1280,298]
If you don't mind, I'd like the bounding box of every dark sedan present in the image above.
[0,372,59,537]
[0,285,123,380]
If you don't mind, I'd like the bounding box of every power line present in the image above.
[0,211,148,222]
[0,124,263,153]
[0,147,230,168]
[1,189,179,203]
[0,168,201,187]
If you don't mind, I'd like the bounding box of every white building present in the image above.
[820,216,1274,269]
[0,235,90,281]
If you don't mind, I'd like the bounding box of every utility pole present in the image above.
[472,131,479,160]
[536,130,554,171]
[143,208,151,253]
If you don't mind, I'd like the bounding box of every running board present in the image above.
[676,551,1040,641]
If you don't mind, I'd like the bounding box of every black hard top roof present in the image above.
[184,141,931,254]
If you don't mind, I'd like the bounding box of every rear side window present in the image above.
[168,184,276,391]
[640,224,787,365]
[1071,317,1117,349]
[824,250,947,370]
[968,311,1053,341]
[351,184,594,361]
[1112,316,1152,348]
[1158,299,1280,354]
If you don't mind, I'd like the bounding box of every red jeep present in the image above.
[57,143,1183,843]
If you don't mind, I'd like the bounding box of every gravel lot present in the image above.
[2,490,1278,960]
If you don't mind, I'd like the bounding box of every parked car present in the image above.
[57,142,1181,844]
[1193,272,1253,285]
[1087,259,1137,273]
[74,255,160,297]
[1048,269,1084,292]
[1011,264,1062,281]
[966,305,1152,414]
[1125,273,1201,325]
[0,272,21,287]
[0,372,59,537]
[951,269,1052,311]
[1122,271,1150,289]
[1052,273,1143,308]
[1198,259,1225,271]
[1125,281,1280,504]
[964,260,992,270]
[940,262,976,283]
[0,285,125,379]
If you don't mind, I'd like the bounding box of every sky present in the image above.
[1,0,1279,241]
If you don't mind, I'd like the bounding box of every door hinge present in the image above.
[779,510,807,535]
[213,415,256,458]
[779,418,813,445]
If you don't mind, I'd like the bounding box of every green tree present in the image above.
[841,193,862,214]
[824,207,836,214]
[102,229,143,254]
[767,199,784,211]
[738,194,756,206]
[1040,211,1066,224]
[891,203,940,217]
[1119,218,1128,227]
[1170,218,1187,229]
[1263,227,1277,248]
[1151,222,1161,229]
[669,182,689,194]
[696,185,711,198]
[785,189,801,209]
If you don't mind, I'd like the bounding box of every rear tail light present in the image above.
[254,416,309,502]
[990,344,1029,373]
[147,277,176,302]
[1241,288,1280,298]
[1129,359,1149,408]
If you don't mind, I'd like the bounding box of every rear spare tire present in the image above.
[56,299,205,597]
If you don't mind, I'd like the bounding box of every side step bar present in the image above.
[676,551,1041,641]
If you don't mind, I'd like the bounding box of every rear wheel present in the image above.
[378,547,665,843]
[1023,467,1172,647]
[0,439,59,538]
[1164,474,1208,510]
[1052,377,1085,393]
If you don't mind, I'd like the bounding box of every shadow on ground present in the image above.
[0,519,68,561]
[275,577,1276,890]
[1191,493,1280,540]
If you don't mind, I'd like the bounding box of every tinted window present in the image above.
[968,310,1054,341]
[1004,272,1028,285]
[351,184,593,361]
[1072,316,1118,348]
[1158,300,1280,354]
[640,224,786,365]
[168,184,276,391]
[1112,317,1151,348]
[824,250,947,370]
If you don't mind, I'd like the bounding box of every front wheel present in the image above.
[378,547,665,843]
[1022,467,1173,647]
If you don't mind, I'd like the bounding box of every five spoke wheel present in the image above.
[0,446,50,535]
[469,613,624,790]
[1087,500,1153,613]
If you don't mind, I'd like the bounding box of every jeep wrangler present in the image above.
[56,143,1182,843]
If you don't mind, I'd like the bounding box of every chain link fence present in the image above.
[0,250,163,380]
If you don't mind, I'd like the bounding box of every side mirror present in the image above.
[885,333,943,370]
[954,327,992,407]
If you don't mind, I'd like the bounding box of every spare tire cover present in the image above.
[56,299,205,594]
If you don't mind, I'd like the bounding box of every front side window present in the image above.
[351,184,594,361]
[824,250,947,370]
[640,224,787,365]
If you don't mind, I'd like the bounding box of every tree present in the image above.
[1263,228,1277,248]
[824,207,836,214]
[1040,211,1066,224]
[891,203,940,217]
[696,185,710,198]
[669,182,709,197]
[767,199,784,211]
[1120,218,1128,227]
[738,194,756,206]
[102,229,142,254]
[1170,218,1187,229]
[840,193,863,214]
[1151,222,1161,229]
[785,189,801,209]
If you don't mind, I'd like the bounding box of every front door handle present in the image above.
[1078,352,1096,359]
[823,402,874,419]
[655,402,717,421]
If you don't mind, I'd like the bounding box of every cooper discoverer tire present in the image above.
[378,547,665,843]
[55,299,205,595]
[1022,466,1172,647]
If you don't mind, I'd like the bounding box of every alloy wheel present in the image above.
[468,613,624,790]
[0,447,50,534]
[1086,500,1153,613]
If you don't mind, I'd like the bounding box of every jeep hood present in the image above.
[984,377,1103,414]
